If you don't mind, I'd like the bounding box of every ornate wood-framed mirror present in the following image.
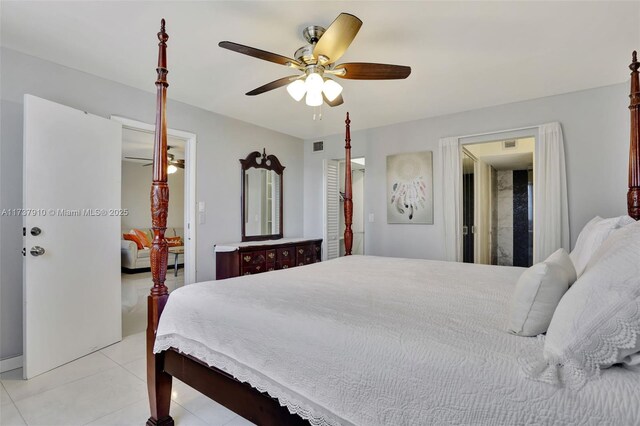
[240,149,284,241]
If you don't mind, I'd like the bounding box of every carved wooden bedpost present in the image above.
[147,19,174,426]
[629,51,640,220]
[344,112,353,255]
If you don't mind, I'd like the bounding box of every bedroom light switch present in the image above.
[198,201,206,224]
[369,213,375,222]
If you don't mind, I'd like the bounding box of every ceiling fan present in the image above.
[219,12,411,107]
[125,146,184,174]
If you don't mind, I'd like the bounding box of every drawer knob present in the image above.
[282,265,288,269]
[243,255,251,263]
[283,250,289,257]
[244,271,251,275]
[268,252,275,259]
[256,266,261,271]
[298,249,304,254]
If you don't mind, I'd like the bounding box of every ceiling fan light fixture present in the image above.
[322,79,343,102]
[304,72,324,96]
[167,164,178,174]
[286,79,306,101]
[305,91,323,107]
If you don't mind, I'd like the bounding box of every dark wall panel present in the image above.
[513,170,530,267]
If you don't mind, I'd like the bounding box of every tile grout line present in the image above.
[222,414,244,426]
[12,403,29,426]
[99,349,146,368]
[3,359,121,405]
[98,331,146,368]
[3,382,30,426]
[13,365,147,426]
[80,396,148,426]
[171,398,218,426]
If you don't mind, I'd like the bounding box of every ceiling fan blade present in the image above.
[219,41,302,68]
[143,163,153,167]
[313,13,362,65]
[125,156,153,161]
[323,93,344,107]
[334,63,411,80]
[246,75,301,96]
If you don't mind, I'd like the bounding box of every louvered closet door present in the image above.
[324,160,340,260]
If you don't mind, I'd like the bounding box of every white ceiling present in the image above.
[465,137,534,171]
[2,1,638,139]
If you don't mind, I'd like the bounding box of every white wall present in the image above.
[304,82,630,260]
[0,47,304,360]
[121,161,184,231]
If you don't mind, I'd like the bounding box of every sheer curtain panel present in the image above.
[534,122,570,262]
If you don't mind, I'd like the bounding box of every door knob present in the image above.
[30,246,45,256]
[30,227,42,236]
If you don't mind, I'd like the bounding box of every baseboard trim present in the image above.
[0,355,23,373]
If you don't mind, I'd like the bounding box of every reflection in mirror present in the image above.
[240,149,284,241]
[244,169,280,237]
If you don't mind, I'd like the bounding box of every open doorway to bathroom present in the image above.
[323,157,366,260]
[462,137,534,267]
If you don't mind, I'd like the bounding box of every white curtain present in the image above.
[534,122,570,262]
[440,137,462,261]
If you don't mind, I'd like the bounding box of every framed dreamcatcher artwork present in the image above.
[386,151,433,224]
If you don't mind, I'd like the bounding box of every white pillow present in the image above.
[508,249,573,336]
[617,215,637,227]
[523,220,640,388]
[545,248,577,286]
[569,216,619,277]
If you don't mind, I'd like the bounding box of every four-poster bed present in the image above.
[146,21,640,426]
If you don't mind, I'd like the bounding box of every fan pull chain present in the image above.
[313,104,323,121]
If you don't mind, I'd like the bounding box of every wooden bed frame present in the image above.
[146,21,640,426]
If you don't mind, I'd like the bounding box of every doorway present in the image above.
[112,117,196,336]
[462,137,534,267]
[323,157,366,260]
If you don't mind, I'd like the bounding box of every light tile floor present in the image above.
[121,269,184,337]
[0,270,255,425]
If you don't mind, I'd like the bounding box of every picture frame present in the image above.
[386,151,434,224]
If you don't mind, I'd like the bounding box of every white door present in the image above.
[23,95,122,379]
[323,159,340,261]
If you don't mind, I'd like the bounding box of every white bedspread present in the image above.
[155,256,640,426]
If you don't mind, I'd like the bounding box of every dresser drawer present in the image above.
[266,249,276,262]
[215,239,323,279]
[275,262,292,270]
[241,250,266,267]
[241,264,267,276]
[296,245,316,266]
[276,248,294,264]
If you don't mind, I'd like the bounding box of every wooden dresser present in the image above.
[215,238,322,279]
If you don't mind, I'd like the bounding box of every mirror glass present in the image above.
[244,168,281,237]
[241,150,284,241]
